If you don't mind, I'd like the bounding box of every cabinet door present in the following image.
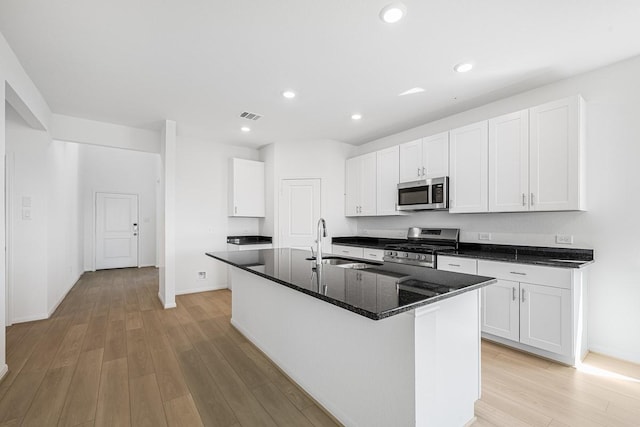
[449,121,489,213]
[437,256,477,274]
[422,132,449,178]
[489,111,530,212]
[519,282,571,356]
[331,245,364,259]
[529,96,583,211]
[231,159,265,217]
[376,146,400,216]
[481,279,520,341]
[359,152,377,216]
[399,139,423,183]
[345,157,359,217]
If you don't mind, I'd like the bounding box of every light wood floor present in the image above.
[1,268,638,426]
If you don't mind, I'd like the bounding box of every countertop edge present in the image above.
[206,252,496,320]
[439,251,595,269]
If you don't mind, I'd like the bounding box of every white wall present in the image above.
[352,55,640,364]
[52,114,160,153]
[5,104,83,323]
[259,140,357,251]
[175,135,260,294]
[79,144,159,271]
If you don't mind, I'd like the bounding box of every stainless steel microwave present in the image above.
[396,177,449,211]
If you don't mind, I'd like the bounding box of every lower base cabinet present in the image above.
[477,260,586,366]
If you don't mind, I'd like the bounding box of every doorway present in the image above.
[95,192,139,270]
[278,178,321,249]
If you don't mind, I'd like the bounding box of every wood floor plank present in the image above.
[212,334,269,389]
[58,348,104,427]
[149,347,190,403]
[21,365,75,427]
[301,405,340,427]
[130,374,168,427]
[252,382,314,427]
[0,369,48,423]
[104,319,127,362]
[95,357,130,427]
[126,311,143,330]
[126,327,155,379]
[82,315,108,352]
[175,348,237,427]
[22,317,72,372]
[51,323,89,369]
[193,340,278,427]
[163,394,204,427]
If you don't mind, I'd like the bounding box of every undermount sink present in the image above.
[306,256,375,269]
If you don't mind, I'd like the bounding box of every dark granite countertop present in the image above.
[206,248,495,321]
[227,235,273,245]
[440,243,594,269]
[332,236,594,269]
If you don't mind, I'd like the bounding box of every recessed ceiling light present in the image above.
[282,90,296,99]
[454,63,474,73]
[399,87,425,96]
[351,114,362,120]
[241,126,251,132]
[379,3,407,24]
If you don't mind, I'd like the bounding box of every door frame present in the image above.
[94,191,140,270]
[4,153,13,326]
[277,177,322,250]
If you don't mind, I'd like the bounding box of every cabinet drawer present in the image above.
[477,260,571,289]
[363,248,385,262]
[332,245,364,259]
[437,256,477,274]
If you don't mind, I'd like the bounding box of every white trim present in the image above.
[11,313,48,323]
[588,345,640,365]
[0,364,8,382]
[176,285,228,296]
[157,291,176,309]
[5,152,14,327]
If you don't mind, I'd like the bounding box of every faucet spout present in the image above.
[315,218,327,267]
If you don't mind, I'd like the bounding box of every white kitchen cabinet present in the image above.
[488,110,530,212]
[376,146,400,216]
[362,248,385,262]
[399,132,449,183]
[399,139,423,183]
[449,121,488,213]
[481,279,520,341]
[437,256,477,274]
[331,244,364,259]
[345,153,377,217]
[529,96,585,211]
[478,260,583,365]
[228,158,265,217]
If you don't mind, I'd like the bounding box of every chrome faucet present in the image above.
[315,218,327,267]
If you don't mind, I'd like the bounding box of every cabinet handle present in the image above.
[342,251,349,254]
[417,167,421,177]
[448,263,460,267]
[510,271,526,276]
[368,253,377,257]
[422,166,426,176]
[530,193,535,205]
[521,289,525,302]
[512,287,517,301]
[522,193,526,206]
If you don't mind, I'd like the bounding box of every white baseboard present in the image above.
[11,313,48,324]
[588,345,640,365]
[0,364,8,382]
[47,272,83,318]
[157,291,177,309]
[176,284,228,295]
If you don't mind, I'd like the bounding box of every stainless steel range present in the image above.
[383,227,460,268]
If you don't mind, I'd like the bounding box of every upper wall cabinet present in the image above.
[345,152,377,216]
[488,96,586,213]
[376,146,400,216]
[489,110,530,212]
[449,121,489,213]
[228,158,265,217]
[399,132,449,183]
[529,96,585,211]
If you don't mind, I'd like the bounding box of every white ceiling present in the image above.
[1,1,640,147]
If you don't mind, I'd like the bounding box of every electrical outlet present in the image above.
[478,232,491,241]
[197,271,207,280]
[556,235,574,244]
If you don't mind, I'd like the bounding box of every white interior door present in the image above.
[279,179,321,250]
[95,192,139,270]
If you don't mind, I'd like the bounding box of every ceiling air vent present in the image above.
[240,111,262,121]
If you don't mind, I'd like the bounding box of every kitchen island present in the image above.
[207,248,496,427]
